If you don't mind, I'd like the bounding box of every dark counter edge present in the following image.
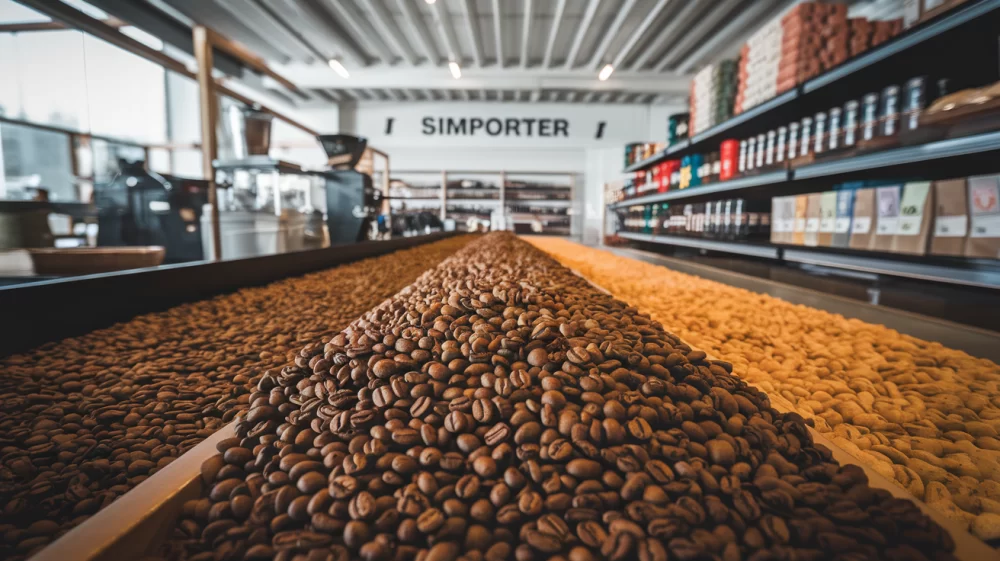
[605,245,1000,364]
[0,233,460,357]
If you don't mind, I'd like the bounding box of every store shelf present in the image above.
[608,170,790,208]
[617,230,1000,290]
[782,248,1000,290]
[448,198,501,205]
[794,130,1000,179]
[620,0,1000,174]
[618,231,781,259]
[803,0,1000,93]
[611,129,1000,209]
[690,89,799,145]
[623,140,690,173]
[506,199,571,207]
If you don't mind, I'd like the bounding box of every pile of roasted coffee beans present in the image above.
[0,236,469,561]
[161,233,955,561]
[529,236,1000,542]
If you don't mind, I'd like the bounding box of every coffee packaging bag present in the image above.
[817,191,838,247]
[850,188,877,250]
[804,193,822,247]
[930,178,968,256]
[770,197,785,244]
[832,189,855,248]
[891,181,932,255]
[967,174,1000,259]
[872,184,902,252]
[792,195,808,245]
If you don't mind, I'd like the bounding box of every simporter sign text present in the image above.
[421,117,570,137]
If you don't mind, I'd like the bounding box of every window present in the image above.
[0,121,74,201]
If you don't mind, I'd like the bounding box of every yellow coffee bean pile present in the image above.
[529,237,1000,543]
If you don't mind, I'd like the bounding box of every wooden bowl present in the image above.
[28,246,165,276]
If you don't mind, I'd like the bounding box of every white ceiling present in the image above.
[149,0,799,105]
[24,0,901,106]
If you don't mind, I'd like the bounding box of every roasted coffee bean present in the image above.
[157,233,956,561]
[0,237,469,556]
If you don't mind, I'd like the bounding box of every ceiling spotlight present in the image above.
[328,59,349,79]
[599,63,614,81]
[425,0,436,3]
[449,61,462,79]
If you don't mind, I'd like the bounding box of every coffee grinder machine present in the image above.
[318,134,381,244]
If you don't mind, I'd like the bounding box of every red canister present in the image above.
[720,139,739,180]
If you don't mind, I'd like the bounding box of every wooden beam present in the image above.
[194,26,222,262]
[205,28,303,95]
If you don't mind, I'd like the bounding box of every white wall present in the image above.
[330,101,684,240]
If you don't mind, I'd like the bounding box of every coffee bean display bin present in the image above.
[0,233,469,559]
[11,232,996,561]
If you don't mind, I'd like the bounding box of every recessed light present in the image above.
[449,61,462,79]
[328,59,350,79]
[425,0,436,4]
[599,63,614,81]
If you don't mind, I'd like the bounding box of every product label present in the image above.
[877,217,899,235]
[852,216,872,234]
[876,186,901,235]
[806,218,820,233]
[794,218,806,232]
[934,215,968,237]
[896,182,930,236]
[835,217,851,233]
[970,176,1000,238]
[819,192,837,232]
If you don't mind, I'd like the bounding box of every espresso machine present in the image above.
[95,159,207,262]
[318,134,381,244]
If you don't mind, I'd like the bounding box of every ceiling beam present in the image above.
[321,0,397,64]
[430,0,462,63]
[268,0,368,66]
[274,64,693,93]
[541,0,567,69]
[674,0,779,73]
[461,0,484,67]
[657,0,741,71]
[564,0,602,69]
[214,0,316,62]
[491,0,504,67]
[520,0,533,68]
[340,89,357,101]
[311,88,337,102]
[588,0,637,70]
[628,0,703,71]
[610,0,671,69]
[395,0,440,65]
[365,0,419,65]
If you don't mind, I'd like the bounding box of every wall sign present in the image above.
[421,117,570,137]
[350,102,664,148]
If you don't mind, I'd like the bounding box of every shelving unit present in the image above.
[393,169,577,235]
[617,231,1000,290]
[621,0,1000,175]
